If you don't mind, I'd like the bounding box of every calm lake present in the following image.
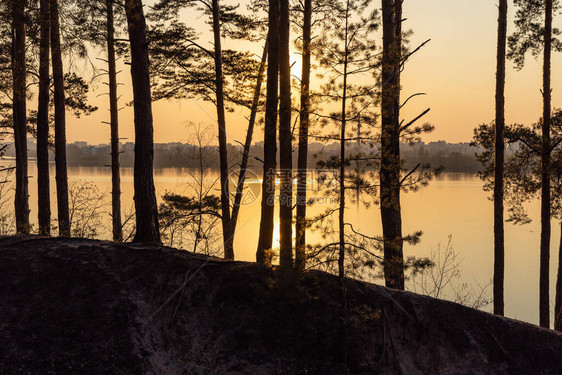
[11,162,562,327]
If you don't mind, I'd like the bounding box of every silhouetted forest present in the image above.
[0,0,561,372]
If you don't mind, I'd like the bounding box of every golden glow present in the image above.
[272,221,280,250]
[67,1,562,147]
[270,219,300,253]
[290,54,303,80]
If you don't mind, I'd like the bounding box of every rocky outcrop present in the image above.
[0,236,560,374]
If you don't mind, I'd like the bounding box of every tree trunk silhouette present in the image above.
[256,0,279,265]
[554,221,562,332]
[11,0,29,234]
[50,0,70,237]
[211,0,234,259]
[295,0,311,271]
[539,0,552,329]
[231,40,268,232]
[37,0,51,235]
[338,4,352,359]
[106,0,122,242]
[380,0,404,290]
[124,0,160,243]
[338,2,350,280]
[493,0,507,316]
[278,0,292,269]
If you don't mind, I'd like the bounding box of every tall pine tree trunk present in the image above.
[256,0,280,265]
[231,40,268,232]
[338,4,350,280]
[124,0,160,243]
[278,0,292,269]
[380,0,404,290]
[295,0,311,271]
[338,5,352,359]
[539,0,552,329]
[494,0,507,316]
[555,221,562,331]
[50,0,70,237]
[211,0,234,259]
[37,0,51,235]
[106,0,122,242]
[11,0,29,234]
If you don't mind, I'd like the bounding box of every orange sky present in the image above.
[64,0,562,145]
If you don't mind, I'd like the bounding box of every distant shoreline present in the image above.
[1,139,485,174]
[0,158,481,178]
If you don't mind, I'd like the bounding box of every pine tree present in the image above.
[50,0,70,237]
[124,0,161,243]
[381,0,404,289]
[11,0,30,234]
[106,0,123,242]
[313,0,383,278]
[256,0,280,265]
[211,0,234,259]
[295,0,311,271]
[278,0,292,269]
[149,0,265,257]
[508,0,562,328]
[37,0,51,235]
[493,0,508,316]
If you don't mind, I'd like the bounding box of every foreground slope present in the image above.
[0,236,560,374]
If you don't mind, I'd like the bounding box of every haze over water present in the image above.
[14,162,561,327]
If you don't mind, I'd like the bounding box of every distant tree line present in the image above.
[5,140,483,172]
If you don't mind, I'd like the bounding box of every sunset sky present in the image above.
[65,0,562,146]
